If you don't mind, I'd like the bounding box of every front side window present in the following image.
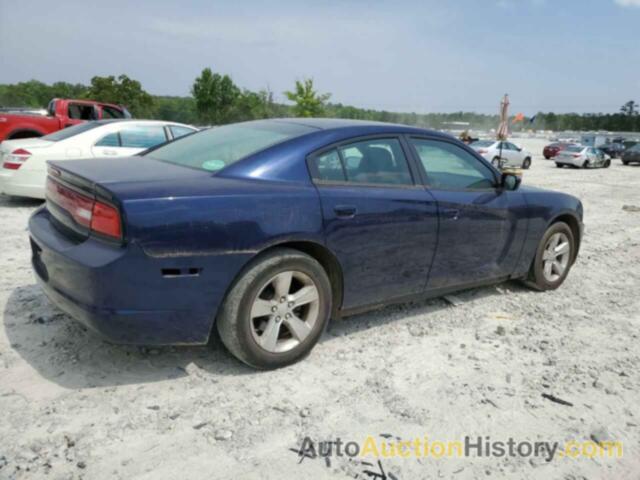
[410,138,496,190]
[338,138,413,186]
[120,126,167,149]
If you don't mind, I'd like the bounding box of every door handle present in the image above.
[442,208,460,220]
[103,149,117,155]
[334,205,357,218]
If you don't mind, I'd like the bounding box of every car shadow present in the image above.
[0,195,43,208]
[4,281,527,389]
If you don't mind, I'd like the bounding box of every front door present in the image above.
[407,137,527,290]
[309,137,439,309]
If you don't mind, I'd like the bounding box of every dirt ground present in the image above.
[1,138,639,479]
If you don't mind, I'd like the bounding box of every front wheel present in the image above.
[555,163,563,168]
[622,161,629,166]
[524,222,575,291]
[604,159,611,168]
[216,248,332,369]
[522,157,532,169]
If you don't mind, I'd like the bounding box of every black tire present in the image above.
[582,160,589,169]
[492,157,501,168]
[622,161,629,166]
[524,222,575,291]
[555,163,563,168]
[216,248,332,369]
[544,155,550,160]
[522,157,532,169]
[604,159,611,168]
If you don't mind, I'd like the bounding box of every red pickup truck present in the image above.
[0,98,131,141]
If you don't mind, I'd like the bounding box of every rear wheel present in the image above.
[622,160,629,166]
[524,222,575,291]
[604,159,611,168]
[555,163,563,168]
[582,160,589,168]
[522,157,532,169]
[216,248,332,369]
[492,157,501,168]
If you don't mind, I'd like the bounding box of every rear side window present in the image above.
[314,149,345,181]
[310,138,413,186]
[68,103,96,120]
[169,125,196,139]
[120,126,167,149]
[101,106,125,119]
[95,132,120,147]
[410,138,495,190]
[339,139,412,185]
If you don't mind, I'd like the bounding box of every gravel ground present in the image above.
[1,138,639,479]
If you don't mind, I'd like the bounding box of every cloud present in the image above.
[615,0,640,6]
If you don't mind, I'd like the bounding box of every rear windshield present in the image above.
[471,140,494,147]
[145,121,316,172]
[564,145,584,153]
[43,122,102,141]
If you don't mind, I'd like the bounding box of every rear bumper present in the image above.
[28,207,244,345]
[0,168,45,199]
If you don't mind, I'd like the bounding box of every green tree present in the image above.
[620,100,638,117]
[84,74,154,117]
[284,78,330,117]
[191,68,240,125]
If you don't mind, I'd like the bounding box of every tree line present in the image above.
[1,71,638,132]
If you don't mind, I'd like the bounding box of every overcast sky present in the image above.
[1,0,639,114]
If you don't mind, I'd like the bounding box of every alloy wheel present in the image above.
[249,270,320,353]
[541,232,571,283]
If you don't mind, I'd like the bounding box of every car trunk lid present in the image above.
[45,157,213,241]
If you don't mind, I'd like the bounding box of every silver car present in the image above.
[555,145,611,169]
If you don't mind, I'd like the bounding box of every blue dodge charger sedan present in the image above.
[28,119,583,368]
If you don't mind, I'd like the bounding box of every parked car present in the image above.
[599,142,626,159]
[0,98,131,141]
[1,120,197,199]
[543,142,576,159]
[555,145,611,169]
[621,143,640,165]
[470,140,532,169]
[29,119,583,369]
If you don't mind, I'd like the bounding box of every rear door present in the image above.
[407,137,527,290]
[309,136,438,309]
[92,125,169,158]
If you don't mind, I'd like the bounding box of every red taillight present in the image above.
[478,149,488,154]
[46,177,122,240]
[91,201,122,238]
[3,148,31,170]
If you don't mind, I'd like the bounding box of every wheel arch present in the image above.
[256,240,344,317]
[7,128,44,140]
[547,212,582,263]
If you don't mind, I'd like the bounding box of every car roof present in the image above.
[89,119,194,127]
[246,117,451,138]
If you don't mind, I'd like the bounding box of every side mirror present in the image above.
[501,172,521,191]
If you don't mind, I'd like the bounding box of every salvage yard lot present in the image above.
[1,138,639,479]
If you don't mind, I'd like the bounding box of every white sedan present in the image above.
[554,145,611,169]
[470,140,533,169]
[0,120,197,199]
